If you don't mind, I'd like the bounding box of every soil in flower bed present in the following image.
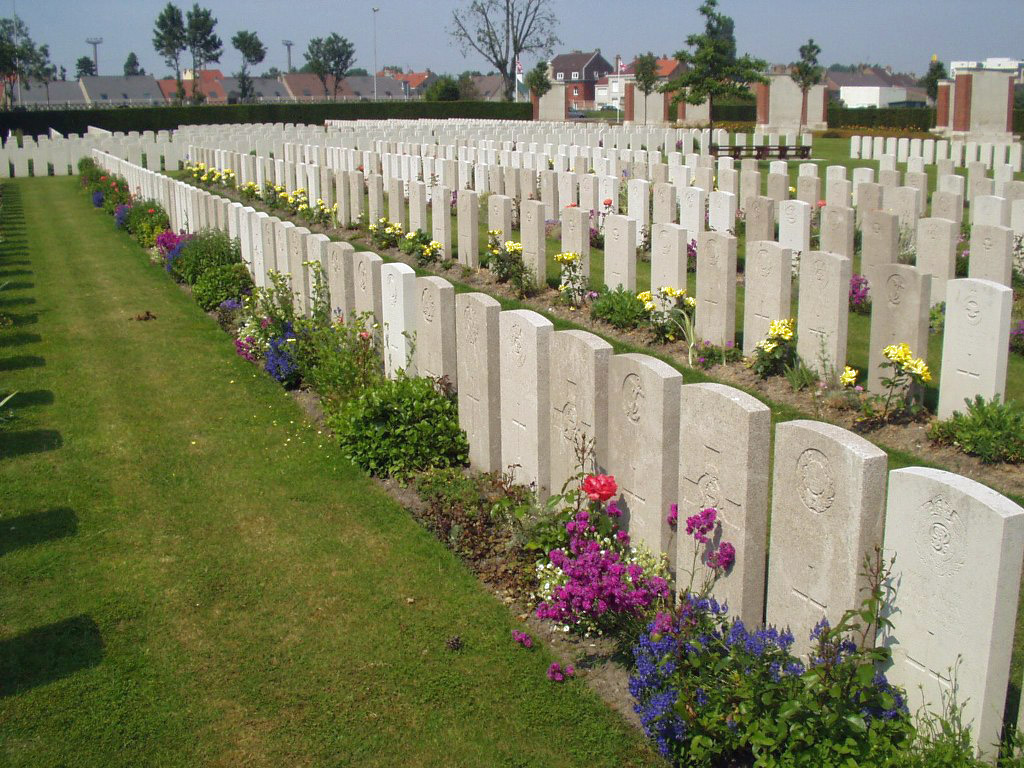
[195,181,1024,502]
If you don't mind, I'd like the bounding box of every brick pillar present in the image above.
[663,91,671,123]
[756,81,770,125]
[821,87,828,123]
[952,73,972,133]
[624,82,635,122]
[531,91,539,120]
[935,82,951,128]
[676,97,687,122]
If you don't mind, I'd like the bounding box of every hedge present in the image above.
[710,104,756,122]
[826,106,935,132]
[1014,110,1024,135]
[0,100,533,137]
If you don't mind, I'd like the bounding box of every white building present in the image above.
[839,85,909,109]
[949,58,1024,83]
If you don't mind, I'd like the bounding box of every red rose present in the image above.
[602,198,613,206]
[147,208,155,214]
[582,474,617,502]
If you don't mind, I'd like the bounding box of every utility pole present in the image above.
[372,7,379,101]
[282,40,293,73]
[86,37,103,75]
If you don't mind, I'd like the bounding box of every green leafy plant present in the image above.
[784,358,819,391]
[398,229,442,266]
[171,229,242,285]
[368,216,404,250]
[192,263,253,311]
[859,343,931,425]
[554,251,587,307]
[643,287,698,360]
[748,318,797,378]
[292,311,383,408]
[330,376,469,479]
[591,287,648,330]
[929,302,946,334]
[489,239,537,298]
[929,396,1024,464]
[125,200,171,248]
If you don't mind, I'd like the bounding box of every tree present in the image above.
[0,17,47,107]
[424,75,460,101]
[918,56,948,103]
[790,38,823,133]
[448,0,560,102]
[346,66,368,77]
[260,65,281,79]
[75,55,95,78]
[58,65,66,81]
[633,52,659,125]
[124,51,146,76]
[457,72,480,100]
[232,30,266,101]
[185,3,222,103]
[153,2,187,101]
[661,0,767,130]
[303,33,355,101]
[523,61,550,100]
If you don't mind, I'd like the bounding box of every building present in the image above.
[825,67,927,108]
[469,74,528,102]
[14,79,89,108]
[218,77,291,103]
[595,55,684,111]
[379,69,437,97]
[949,58,1024,84]
[549,50,613,111]
[77,75,165,106]
[156,70,229,104]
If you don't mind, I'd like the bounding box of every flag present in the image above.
[515,57,523,82]
[618,60,626,74]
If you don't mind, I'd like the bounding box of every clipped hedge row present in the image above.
[827,106,935,131]
[1,100,533,137]
[710,103,756,122]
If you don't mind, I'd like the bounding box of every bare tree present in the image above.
[448,0,560,102]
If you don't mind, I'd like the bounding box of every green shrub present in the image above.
[330,376,469,478]
[192,263,254,311]
[171,229,241,285]
[292,312,383,407]
[125,200,171,248]
[590,287,648,330]
[928,396,1024,463]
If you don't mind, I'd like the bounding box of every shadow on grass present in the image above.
[0,615,103,698]
[0,281,33,291]
[0,332,42,347]
[6,389,54,407]
[0,507,77,556]
[0,429,62,458]
[6,312,38,327]
[0,355,44,371]
[0,296,36,308]
[0,269,32,278]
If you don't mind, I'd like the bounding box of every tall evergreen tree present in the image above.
[918,56,948,103]
[231,30,266,101]
[123,51,145,76]
[633,52,659,125]
[185,3,222,103]
[661,0,767,131]
[153,3,186,101]
[790,39,823,133]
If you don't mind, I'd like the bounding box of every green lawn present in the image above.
[0,177,662,767]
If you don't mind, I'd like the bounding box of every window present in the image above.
[573,87,579,96]
[556,72,564,80]
[571,71,579,80]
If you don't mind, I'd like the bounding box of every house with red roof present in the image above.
[379,69,437,97]
[595,55,684,111]
[156,69,229,104]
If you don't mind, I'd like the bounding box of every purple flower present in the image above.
[547,662,574,682]
[666,503,678,529]
[512,630,533,649]
[685,507,717,544]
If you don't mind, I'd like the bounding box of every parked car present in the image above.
[567,108,586,119]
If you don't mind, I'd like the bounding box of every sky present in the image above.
[14,0,1024,80]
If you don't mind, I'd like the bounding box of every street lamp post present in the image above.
[372,7,379,101]
[282,40,294,73]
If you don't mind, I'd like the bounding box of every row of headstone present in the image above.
[94,145,1024,759]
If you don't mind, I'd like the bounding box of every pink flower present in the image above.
[512,630,533,649]
[582,474,617,502]
[706,541,736,571]
[547,662,574,682]
[817,199,827,208]
[667,503,678,529]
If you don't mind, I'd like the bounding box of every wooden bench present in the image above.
[708,143,812,160]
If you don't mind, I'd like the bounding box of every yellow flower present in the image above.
[760,340,777,353]
[684,296,696,309]
[643,301,657,312]
[840,366,858,388]
[636,290,654,303]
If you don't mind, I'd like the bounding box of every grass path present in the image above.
[0,177,661,767]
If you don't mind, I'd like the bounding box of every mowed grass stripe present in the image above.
[0,177,661,768]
